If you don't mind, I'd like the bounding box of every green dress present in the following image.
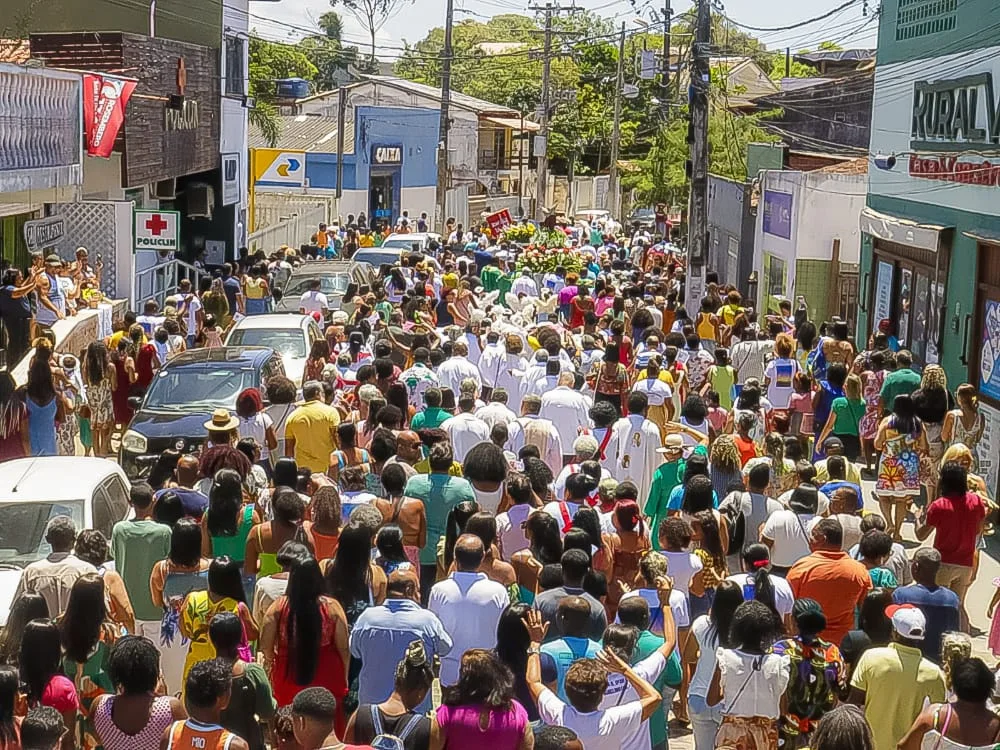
[210,505,255,563]
[63,623,123,750]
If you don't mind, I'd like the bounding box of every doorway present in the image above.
[369,173,396,228]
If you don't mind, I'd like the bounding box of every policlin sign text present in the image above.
[910,73,1000,152]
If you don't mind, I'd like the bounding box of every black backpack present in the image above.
[724,492,750,552]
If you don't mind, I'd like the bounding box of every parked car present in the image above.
[0,457,131,624]
[353,234,443,268]
[273,261,376,320]
[119,347,286,478]
[627,207,657,231]
[225,314,323,387]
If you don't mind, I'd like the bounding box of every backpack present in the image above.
[807,337,828,380]
[369,704,423,750]
[724,492,749,552]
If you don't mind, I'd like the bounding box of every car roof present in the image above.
[164,346,275,368]
[0,457,127,503]
[228,314,312,332]
[287,261,372,278]
[384,232,440,242]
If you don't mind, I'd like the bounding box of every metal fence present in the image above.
[248,205,326,255]
[133,259,209,312]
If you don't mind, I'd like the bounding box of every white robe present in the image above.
[610,414,664,502]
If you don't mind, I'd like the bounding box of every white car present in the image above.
[353,233,443,268]
[0,457,132,625]
[224,314,324,386]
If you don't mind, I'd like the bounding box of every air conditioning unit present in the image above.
[154,179,177,199]
[186,183,215,219]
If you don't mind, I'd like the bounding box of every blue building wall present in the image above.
[300,106,438,192]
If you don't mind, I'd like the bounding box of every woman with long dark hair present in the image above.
[0,593,47,666]
[0,665,20,749]
[201,468,260,563]
[83,341,115,458]
[20,619,78,750]
[305,339,331,384]
[92,636,185,750]
[211,612,276,749]
[729,543,793,631]
[493,603,539,722]
[441,501,481,575]
[510,512,562,605]
[25,348,63,456]
[60,573,124,750]
[149,518,211,695]
[179,556,258,687]
[261,558,349,723]
[875,393,928,540]
[588,342,628,416]
[432,649,531,750]
[0,371,28,462]
[305,485,343,561]
[245,486,308,581]
[688,580,743,750]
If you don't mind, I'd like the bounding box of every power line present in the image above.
[720,0,859,33]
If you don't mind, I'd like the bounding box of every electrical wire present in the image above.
[720,0,859,33]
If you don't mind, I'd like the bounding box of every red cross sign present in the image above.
[145,214,169,235]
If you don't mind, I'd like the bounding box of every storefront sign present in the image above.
[134,210,180,251]
[486,209,513,235]
[762,190,792,239]
[909,154,1000,187]
[372,146,402,165]
[873,260,894,331]
[977,402,1000,499]
[910,73,1000,151]
[23,216,66,252]
[221,153,240,206]
[165,100,200,131]
[83,73,137,158]
[980,298,1000,401]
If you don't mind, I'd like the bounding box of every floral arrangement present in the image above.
[515,245,586,275]
[503,223,537,243]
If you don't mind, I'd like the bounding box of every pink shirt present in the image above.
[435,701,529,750]
[41,675,78,713]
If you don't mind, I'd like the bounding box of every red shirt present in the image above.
[926,491,987,567]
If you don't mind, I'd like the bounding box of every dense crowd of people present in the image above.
[0,213,998,750]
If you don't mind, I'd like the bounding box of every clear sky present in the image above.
[250,0,880,60]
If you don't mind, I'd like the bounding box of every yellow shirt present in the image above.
[814,457,862,485]
[717,303,743,327]
[850,642,945,750]
[636,368,674,386]
[442,272,459,290]
[108,329,146,349]
[284,400,341,473]
[317,229,329,248]
[359,234,375,247]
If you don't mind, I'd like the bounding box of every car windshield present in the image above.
[143,365,256,411]
[284,274,350,297]
[0,500,85,568]
[634,209,655,218]
[227,328,307,358]
[353,249,402,267]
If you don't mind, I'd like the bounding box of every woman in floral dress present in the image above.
[859,349,888,474]
[874,394,928,543]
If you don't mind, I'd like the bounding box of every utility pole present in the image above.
[661,1,671,101]
[435,0,455,231]
[336,86,346,208]
[608,22,626,220]
[684,0,711,315]
[533,3,554,220]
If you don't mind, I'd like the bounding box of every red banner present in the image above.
[486,209,514,236]
[82,74,137,158]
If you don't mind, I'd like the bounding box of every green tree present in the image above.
[298,11,359,90]
[248,35,319,146]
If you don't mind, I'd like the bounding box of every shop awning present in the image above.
[859,206,950,253]
[963,228,1000,245]
[481,116,540,132]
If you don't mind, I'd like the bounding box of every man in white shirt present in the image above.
[553,436,609,499]
[525,360,562,400]
[428,534,509,686]
[441,395,491,464]
[436,340,482,396]
[13,516,97,618]
[508,394,563,475]
[477,331,508,396]
[610,392,664,502]
[511,269,539,297]
[398,347,439,409]
[177,278,203,348]
[540,372,594,461]
[495,473,536,559]
[298,278,329,316]
[587,400,621,477]
[475,389,518,429]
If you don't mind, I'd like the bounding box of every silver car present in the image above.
[273,261,376,319]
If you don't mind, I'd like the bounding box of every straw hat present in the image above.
[203,408,239,432]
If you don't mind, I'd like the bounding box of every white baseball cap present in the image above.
[886,604,926,640]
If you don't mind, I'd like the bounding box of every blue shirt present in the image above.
[892,583,960,662]
[154,488,209,518]
[222,275,241,313]
[350,598,453,714]
[666,484,719,512]
[819,481,864,509]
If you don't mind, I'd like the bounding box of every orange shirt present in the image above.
[165,720,237,750]
[787,549,872,646]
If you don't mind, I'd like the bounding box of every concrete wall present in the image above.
[753,170,866,309]
[707,174,754,291]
